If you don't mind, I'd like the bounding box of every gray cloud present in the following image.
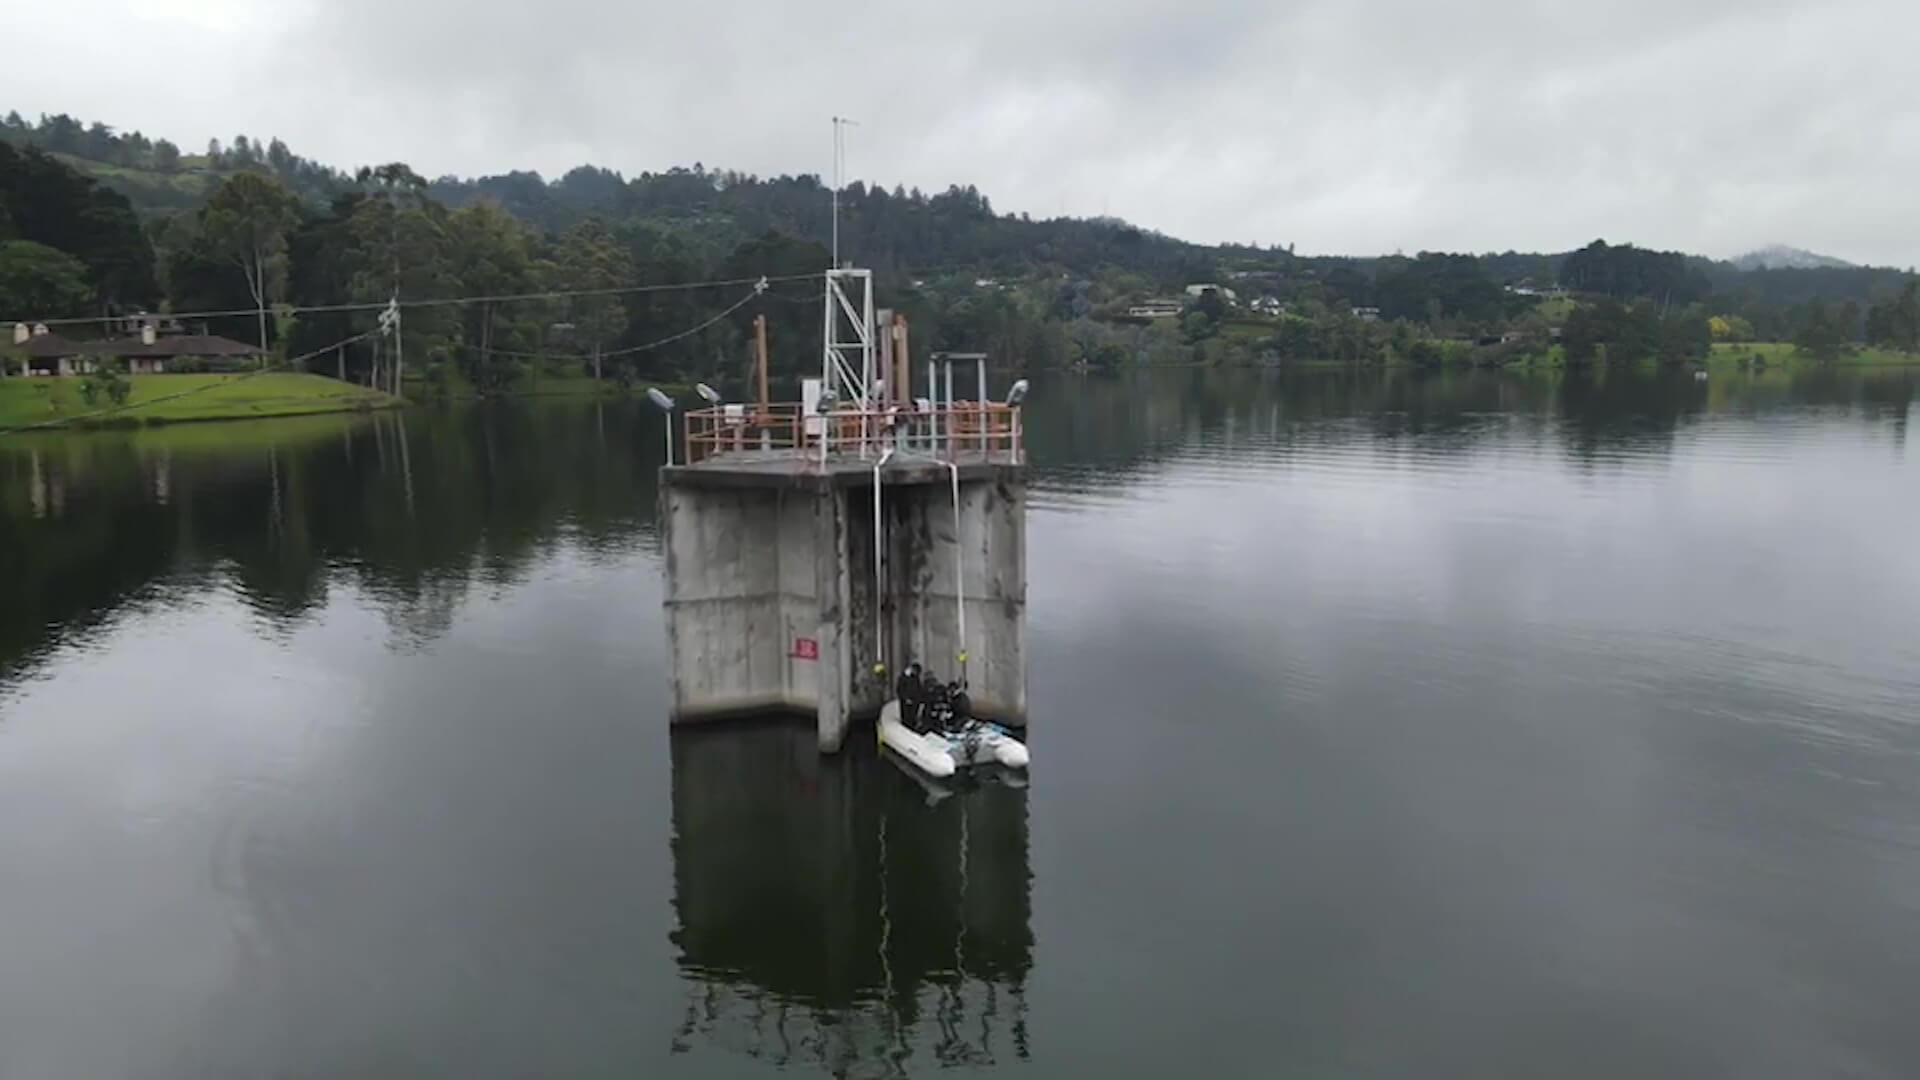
[5,0,1916,264]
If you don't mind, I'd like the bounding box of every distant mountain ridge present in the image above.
[1733,245,1856,271]
[5,106,1912,333]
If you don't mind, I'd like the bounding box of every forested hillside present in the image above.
[4,108,1917,387]
[0,110,348,212]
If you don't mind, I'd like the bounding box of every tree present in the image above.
[718,229,828,382]
[0,142,156,309]
[0,239,94,316]
[1656,307,1712,366]
[282,192,370,380]
[1374,252,1512,324]
[80,357,130,407]
[1558,298,1659,363]
[1616,301,1661,359]
[199,171,300,356]
[1561,305,1599,366]
[1708,314,1754,342]
[154,211,256,342]
[1865,280,1920,353]
[446,201,534,391]
[1560,239,1709,304]
[1793,300,1847,362]
[352,163,440,392]
[553,218,633,382]
[39,114,83,154]
[1406,340,1445,370]
[83,121,115,159]
[152,139,181,172]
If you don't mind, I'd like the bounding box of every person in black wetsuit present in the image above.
[896,662,929,732]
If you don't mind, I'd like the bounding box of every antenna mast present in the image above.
[831,115,858,268]
[820,117,872,455]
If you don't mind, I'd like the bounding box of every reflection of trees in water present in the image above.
[366,570,470,653]
[0,402,670,680]
[0,436,194,676]
[4,368,1910,680]
[668,725,1032,1074]
[1021,365,1917,490]
[1552,366,1703,469]
[1859,370,1915,449]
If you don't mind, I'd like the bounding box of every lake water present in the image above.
[2,367,1918,1078]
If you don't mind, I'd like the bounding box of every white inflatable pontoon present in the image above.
[882,745,1030,805]
[878,700,1030,778]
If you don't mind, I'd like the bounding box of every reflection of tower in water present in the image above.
[668,725,1032,1074]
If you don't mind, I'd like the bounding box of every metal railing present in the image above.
[683,401,1024,467]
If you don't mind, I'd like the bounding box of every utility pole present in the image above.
[377,297,401,397]
[393,302,404,397]
[387,174,404,398]
[254,253,268,367]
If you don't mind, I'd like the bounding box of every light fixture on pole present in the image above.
[695,382,722,406]
[647,387,676,465]
[1003,378,1030,464]
[812,386,839,463]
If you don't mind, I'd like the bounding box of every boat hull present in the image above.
[879,700,1029,777]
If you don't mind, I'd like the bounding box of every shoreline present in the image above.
[1068,344,1920,374]
[0,373,401,433]
[401,372,691,402]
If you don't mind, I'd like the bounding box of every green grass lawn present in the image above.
[1218,319,1274,343]
[49,152,212,199]
[1533,296,1577,324]
[0,373,399,430]
[1709,342,1920,370]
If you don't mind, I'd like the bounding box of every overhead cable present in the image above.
[3,272,818,331]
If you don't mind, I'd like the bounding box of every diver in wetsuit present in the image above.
[896,661,975,735]
[897,662,928,732]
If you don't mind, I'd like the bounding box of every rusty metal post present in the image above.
[754,314,770,421]
[893,315,909,408]
[875,307,893,407]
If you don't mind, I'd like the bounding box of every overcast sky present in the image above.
[6,0,1917,265]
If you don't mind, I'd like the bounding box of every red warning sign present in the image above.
[791,637,819,661]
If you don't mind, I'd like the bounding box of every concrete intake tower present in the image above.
[658,269,1028,752]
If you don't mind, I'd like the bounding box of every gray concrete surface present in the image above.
[662,458,1026,752]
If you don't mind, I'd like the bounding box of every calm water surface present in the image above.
[2,368,1918,1078]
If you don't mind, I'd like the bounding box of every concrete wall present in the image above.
[842,471,1027,726]
[663,484,787,719]
[890,475,1028,725]
[662,477,855,751]
[664,464,1026,752]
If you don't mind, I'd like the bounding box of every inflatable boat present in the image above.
[879,699,1029,778]
[882,742,1029,804]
